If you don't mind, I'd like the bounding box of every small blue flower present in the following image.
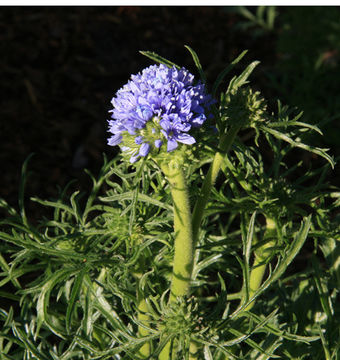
[108,64,213,162]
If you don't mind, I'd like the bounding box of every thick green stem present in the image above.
[159,125,241,359]
[192,125,241,247]
[160,125,240,360]
[189,341,199,360]
[133,253,151,358]
[161,161,194,301]
[245,217,276,311]
[136,297,151,358]
[158,161,194,360]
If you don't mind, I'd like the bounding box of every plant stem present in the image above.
[159,125,241,359]
[192,124,241,247]
[189,341,199,360]
[160,125,240,360]
[245,217,276,311]
[158,161,194,360]
[161,160,194,301]
[136,297,151,358]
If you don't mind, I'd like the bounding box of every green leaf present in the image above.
[0,352,18,360]
[0,198,17,216]
[18,153,35,227]
[129,187,138,235]
[83,158,117,221]
[225,310,282,357]
[100,191,172,210]
[2,307,13,328]
[312,260,334,319]
[82,283,93,337]
[245,211,257,266]
[36,268,75,336]
[139,50,180,69]
[192,335,240,359]
[232,216,312,318]
[241,211,257,305]
[254,341,282,360]
[263,215,312,286]
[235,6,256,22]
[266,6,277,29]
[203,345,214,360]
[30,197,76,216]
[212,50,248,98]
[318,324,332,360]
[0,253,21,288]
[66,267,86,333]
[0,291,20,302]
[85,276,131,338]
[70,190,83,224]
[12,324,51,360]
[260,125,335,168]
[184,45,206,83]
[227,60,260,94]
[267,119,323,135]
[192,253,223,279]
[245,311,320,344]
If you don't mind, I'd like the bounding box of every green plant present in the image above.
[0,47,338,359]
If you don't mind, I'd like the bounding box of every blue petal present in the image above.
[167,138,178,152]
[155,139,162,148]
[135,136,143,145]
[191,114,206,127]
[160,119,171,132]
[130,154,140,163]
[137,104,153,121]
[108,134,122,146]
[139,142,150,157]
[161,129,168,138]
[176,133,196,145]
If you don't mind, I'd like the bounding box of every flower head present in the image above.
[107,64,213,162]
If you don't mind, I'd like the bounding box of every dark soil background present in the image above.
[0,6,339,219]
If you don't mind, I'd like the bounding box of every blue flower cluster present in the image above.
[108,64,212,163]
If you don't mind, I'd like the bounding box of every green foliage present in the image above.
[228,6,277,35]
[0,47,339,359]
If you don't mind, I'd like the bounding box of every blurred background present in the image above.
[1,6,339,218]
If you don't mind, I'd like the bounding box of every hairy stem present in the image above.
[160,125,241,360]
[245,217,276,311]
[161,161,194,300]
[189,341,199,360]
[158,161,194,360]
[159,125,241,359]
[192,124,241,247]
[136,297,151,358]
